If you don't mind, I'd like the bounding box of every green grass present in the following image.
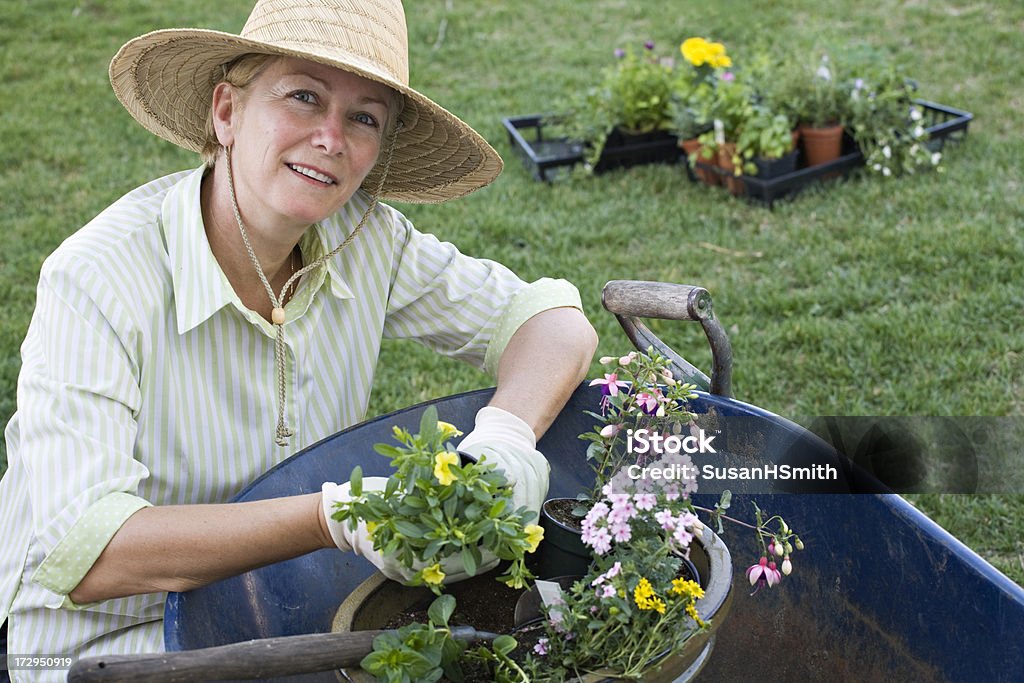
[2,0,1023,585]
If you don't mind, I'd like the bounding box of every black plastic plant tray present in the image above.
[502,100,972,207]
[689,99,974,207]
[502,115,680,182]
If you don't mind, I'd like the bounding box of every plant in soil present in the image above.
[361,593,529,683]
[515,349,807,681]
[330,406,544,593]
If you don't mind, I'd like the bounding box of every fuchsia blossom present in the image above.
[634,391,661,415]
[746,556,783,592]
[590,373,629,397]
[599,423,621,438]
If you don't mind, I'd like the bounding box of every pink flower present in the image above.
[634,493,657,511]
[746,556,769,586]
[673,525,693,547]
[583,526,612,554]
[746,556,783,592]
[655,509,676,530]
[606,561,622,579]
[721,71,735,82]
[590,373,629,397]
[608,500,637,524]
[599,423,621,438]
[598,584,617,599]
[610,521,632,543]
[766,561,782,586]
[534,638,549,655]
[677,512,698,528]
[634,391,661,415]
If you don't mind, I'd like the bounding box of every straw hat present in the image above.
[109,0,502,203]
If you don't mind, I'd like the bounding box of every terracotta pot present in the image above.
[799,124,844,167]
[680,138,720,186]
[716,142,745,196]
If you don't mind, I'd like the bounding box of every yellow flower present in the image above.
[433,451,459,486]
[365,521,378,540]
[671,578,705,600]
[421,563,446,586]
[686,602,707,628]
[681,37,711,66]
[504,574,527,589]
[437,421,463,441]
[524,524,545,553]
[680,37,730,68]
[634,577,663,612]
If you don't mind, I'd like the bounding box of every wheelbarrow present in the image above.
[68,281,1024,682]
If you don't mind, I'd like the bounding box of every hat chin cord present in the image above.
[224,131,398,446]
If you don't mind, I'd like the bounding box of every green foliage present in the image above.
[361,594,529,683]
[552,43,677,166]
[330,407,540,593]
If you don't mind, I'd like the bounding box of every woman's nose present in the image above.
[312,116,346,155]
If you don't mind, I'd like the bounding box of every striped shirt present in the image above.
[0,166,581,677]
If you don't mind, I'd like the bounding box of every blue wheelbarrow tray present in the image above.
[164,384,1024,682]
[165,281,1024,681]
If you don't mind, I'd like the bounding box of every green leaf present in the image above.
[492,635,517,656]
[461,545,478,576]
[394,520,423,537]
[384,476,399,498]
[427,594,456,626]
[349,466,363,497]
[488,498,507,517]
[419,406,439,444]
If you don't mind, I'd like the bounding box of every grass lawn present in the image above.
[1,0,1022,586]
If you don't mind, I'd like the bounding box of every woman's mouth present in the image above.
[287,163,336,185]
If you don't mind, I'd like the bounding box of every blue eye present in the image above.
[292,90,317,104]
[354,112,379,127]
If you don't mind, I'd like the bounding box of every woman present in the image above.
[0,0,597,677]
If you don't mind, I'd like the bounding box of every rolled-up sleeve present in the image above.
[18,259,151,604]
[383,218,582,378]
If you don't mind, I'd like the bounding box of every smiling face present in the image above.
[210,56,396,237]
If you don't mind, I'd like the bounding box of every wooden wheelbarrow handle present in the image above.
[602,280,733,397]
[67,626,496,682]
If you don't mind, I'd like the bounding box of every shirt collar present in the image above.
[162,166,355,336]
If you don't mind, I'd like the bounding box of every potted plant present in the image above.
[735,104,800,179]
[334,354,806,682]
[517,349,804,681]
[671,36,732,185]
[330,406,544,593]
[692,75,754,194]
[552,42,679,170]
[780,51,852,167]
[846,63,943,177]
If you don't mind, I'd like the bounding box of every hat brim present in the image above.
[109,28,502,203]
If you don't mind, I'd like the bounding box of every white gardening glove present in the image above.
[321,478,490,584]
[456,406,550,520]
